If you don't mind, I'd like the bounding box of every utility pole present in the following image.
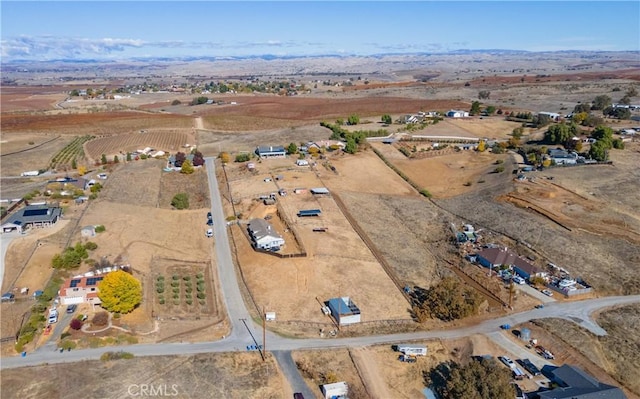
[262,306,266,361]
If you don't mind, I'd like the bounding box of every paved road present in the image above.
[272,350,315,398]
[517,283,557,304]
[2,294,638,369]
[2,159,639,382]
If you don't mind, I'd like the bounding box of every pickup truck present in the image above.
[518,358,541,376]
[499,356,516,369]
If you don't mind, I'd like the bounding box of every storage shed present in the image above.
[321,381,348,399]
[328,297,361,325]
[310,187,330,195]
[297,209,321,217]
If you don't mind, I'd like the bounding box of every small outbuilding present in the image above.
[321,381,348,399]
[297,209,321,217]
[328,296,361,326]
[81,225,96,237]
[310,187,330,195]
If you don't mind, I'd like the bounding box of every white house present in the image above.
[247,218,285,250]
[538,111,560,121]
[446,110,469,118]
[296,159,309,166]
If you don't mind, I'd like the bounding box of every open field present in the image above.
[1,352,284,399]
[0,134,73,177]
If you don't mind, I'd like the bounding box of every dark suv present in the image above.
[66,304,78,314]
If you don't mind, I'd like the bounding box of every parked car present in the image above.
[66,304,77,314]
[293,394,305,399]
[535,304,545,309]
[207,219,213,226]
[499,356,516,369]
[207,212,212,220]
[517,358,541,376]
[206,229,213,238]
[513,276,526,285]
[541,289,553,297]
[1,292,15,302]
[48,313,58,324]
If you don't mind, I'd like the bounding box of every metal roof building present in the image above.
[539,365,627,399]
[297,209,322,217]
[255,146,286,158]
[328,296,361,326]
[247,218,285,250]
[1,205,62,233]
[310,187,330,195]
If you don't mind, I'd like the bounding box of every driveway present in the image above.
[0,231,21,291]
[272,351,316,399]
[517,283,556,304]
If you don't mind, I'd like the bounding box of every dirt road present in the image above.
[350,347,393,399]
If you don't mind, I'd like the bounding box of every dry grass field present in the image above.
[1,352,284,399]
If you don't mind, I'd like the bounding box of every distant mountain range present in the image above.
[4,49,637,65]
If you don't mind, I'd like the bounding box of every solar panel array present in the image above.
[69,279,82,288]
[86,277,104,286]
[23,208,49,217]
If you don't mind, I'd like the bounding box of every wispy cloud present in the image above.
[1,36,145,58]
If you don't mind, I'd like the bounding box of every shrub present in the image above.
[159,298,165,305]
[197,283,205,292]
[156,287,164,294]
[70,318,83,330]
[172,287,179,294]
[183,276,191,282]
[100,351,134,361]
[171,280,179,288]
[196,273,204,279]
[199,300,206,306]
[92,311,109,326]
[186,298,193,305]
[173,299,180,305]
[173,293,179,300]
[494,166,505,173]
[84,241,98,250]
[197,292,206,300]
[185,287,193,294]
[171,193,189,209]
[60,339,77,350]
[419,189,432,198]
[157,275,165,281]
[173,274,180,281]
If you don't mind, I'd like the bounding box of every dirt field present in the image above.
[222,156,412,333]
[1,352,285,399]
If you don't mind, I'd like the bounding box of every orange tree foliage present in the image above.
[97,270,142,314]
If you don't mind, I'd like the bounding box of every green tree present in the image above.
[97,270,142,314]
[344,137,357,154]
[589,140,608,161]
[592,95,612,110]
[573,103,591,113]
[414,277,482,322]
[180,159,194,174]
[101,154,107,164]
[70,89,79,96]
[347,114,360,125]
[171,193,189,209]
[545,124,573,144]
[512,127,524,139]
[235,153,250,162]
[485,105,496,115]
[470,101,482,115]
[113,155,119,164]
[428,358,515,399]
[71,159,77,169]
[381,114,392,125]
[126,152,132,162]
[478,90,491,100]
[591,125,614,147]
[287,142,298,155]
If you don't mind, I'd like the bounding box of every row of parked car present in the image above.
[498,356,541,380]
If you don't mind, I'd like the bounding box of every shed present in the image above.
[296,159,309,166]
[297,209,322,217]
[321,381,348,399]
[265,312,276,321]
[310,187,330,195]
[328,297,361,325]
[81,225,96,237]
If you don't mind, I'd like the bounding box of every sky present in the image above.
[1,1,639,61]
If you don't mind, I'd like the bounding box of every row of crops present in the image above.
[84,132,189,160]
[49,135,95,170]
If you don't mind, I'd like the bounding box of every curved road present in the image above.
[2,158,639,372]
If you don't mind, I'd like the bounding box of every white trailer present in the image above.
[396,344,427,356]
[21,170,40,177]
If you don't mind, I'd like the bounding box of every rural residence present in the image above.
[1,205,62,234]
[321,381,349,399]
[247,218,285,250]
[538,365,627,399]
[60,275,105,305]
[475,247,544,280]
[548,149,579,165]
[446,110,469,118]
[255,146,286,158]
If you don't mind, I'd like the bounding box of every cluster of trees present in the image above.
[412,277,483,322]
[51,242,98,269]
[427,358,515,399]
[544,123,581,145]
[320,121,367,154]
[98,270,142,314]
[173,151,204,168]
[589,126,623,161]
[190,96,210,105]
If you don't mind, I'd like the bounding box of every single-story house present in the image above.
[255,146,286,158]
[549,148,579,165]
[400,114,420,124]
[247,218,285,250]
[328,296,361,325]
[60,275,105,305]
[1,205,62,233]
[539,365,627,399]
[446,110,469,118]
[475,247,544,279]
